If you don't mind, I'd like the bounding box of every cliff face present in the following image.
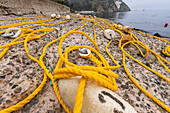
[0,0,70,16]
[63,0,130,12]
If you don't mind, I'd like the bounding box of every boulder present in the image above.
[0,0,70,16]
[62,0,130,12]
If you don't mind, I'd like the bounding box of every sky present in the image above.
[123,0,170,10]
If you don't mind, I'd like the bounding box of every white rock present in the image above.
[104,29,116,40]
[66,15,71,20]
[51,13,56,18]
[58,78,137,113]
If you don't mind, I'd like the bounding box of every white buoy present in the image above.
[104,29,116,40]
[1,32,14,37]
[6,28,21,38]
[58,78,137,113]
[66,15,71,20]
[56,14,61,19]
[51,13,56,18]
[79,48,91,57]
[117,24,123,29]
[76,13,80,16]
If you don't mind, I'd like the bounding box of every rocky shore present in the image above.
[0,14,169,113]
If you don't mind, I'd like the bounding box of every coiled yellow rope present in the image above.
[0,14,169,113]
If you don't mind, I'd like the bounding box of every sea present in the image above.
[81,9,170,37]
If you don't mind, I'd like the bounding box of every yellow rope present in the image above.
[0,14,169,113]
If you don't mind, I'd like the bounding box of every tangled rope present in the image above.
[0,14,169,113]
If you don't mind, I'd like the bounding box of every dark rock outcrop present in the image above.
[61,0,130,12]
[0,0,70,16]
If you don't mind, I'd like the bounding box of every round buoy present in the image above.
[164,23,168,27]
[66,15,71,20]
[104,29,116,40]
[58,78,137,113]
[51,13,56,18]
[122,26,131,33]
[56,14,61,19]
[121,35,133,48]
[117,24,123,29]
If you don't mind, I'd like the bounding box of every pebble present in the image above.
[11,85,18,89]
[124,93,129,99]
[6,99,12,104]
[7,61,14,66]
[121,84,128,89]
[138,91,142,96]
[0,75,6,79]
[145,63,152,68]
[14,87,22,93]
[0,98,4,104]
[15,67,19,71]
[136,97,140,101]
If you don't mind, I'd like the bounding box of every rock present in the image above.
[154,33,161,37]
[15,67,19,71]
[136,97,140,101]
[0,75,6,79]
[62,0,130,12]
[58,78,137,113]
[0,0,70,16]
[145,63,151,68]
[7,61,14,66]
[14,87,22,93]
[6,100,12,104]
[129,48,139,55]
[11,85,18,89]
[121,84,128,89]
[144,53,156,63]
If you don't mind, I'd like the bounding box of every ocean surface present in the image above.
[82,9,170,37]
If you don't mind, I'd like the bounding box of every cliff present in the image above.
[0,0,70,16]
[61,0,130,12]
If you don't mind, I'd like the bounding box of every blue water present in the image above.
[83,9,170,37]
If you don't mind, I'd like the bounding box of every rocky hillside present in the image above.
[58,0,130,12]
[0,0,70,16]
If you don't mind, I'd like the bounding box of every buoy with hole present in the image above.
[66,15,71,20]
[122,26,131,33]
[56,14,60,19]
[1,32,14,37]
[58,78,137,113]
[164,23,168,28]
[5,28,21,38]
[79,48,91,58]
[104,29,116,40]
[51,13,56,18]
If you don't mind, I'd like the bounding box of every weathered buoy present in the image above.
[104,29,116,40]
[56,14,61,19]
[5,28,21,38]
[58,78,137,113]
[122,26,131,33]
[164,23,168,28]
[79,48,91,58]
[121,35,133,48]
[1,32,14,37]
[51,13,56,18]
[117,24,123,29]
[66,15,71,20]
